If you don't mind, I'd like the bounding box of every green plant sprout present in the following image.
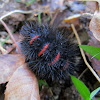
[79,45,100,60]
[38,80,48,92]
[0,35,10,46]
[25,0,36,5]
[71,75,100,100]
[38,12,42,25]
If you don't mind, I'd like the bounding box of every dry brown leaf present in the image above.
[89,11,100,41]
[0,54,25,84]
[50,9,67,26]
[5,64,40,100]
[86,53,100,76]
[86,1,98,13]
[87,36,100,76]
[72,0,99,2]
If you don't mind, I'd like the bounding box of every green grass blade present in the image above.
[38,80,48,91]
[71,75,90,100]
[38,12,42,25]
[25,0,35,5]
[79,45,100,60]
[1,35,10,46]
[90,87,100,99]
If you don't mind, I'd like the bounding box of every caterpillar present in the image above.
[20,22,80,80]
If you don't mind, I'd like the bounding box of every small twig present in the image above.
[64,13,93,22]
[49,9,59,26]
[6,45,16,54]
[78,68,88,80]
[71,24,100,83]
[82,13,93,17]
[0,20,21,53]
[0,38,13,44]
[0,9,33,53]
[0,9,33,20]
[0,43,7,54]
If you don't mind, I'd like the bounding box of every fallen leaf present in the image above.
[86,36,100,76]
[63,14,80,25]
[0,54,25,84]
[86,53,100,76]
[5,64,40,100]
[50,9,67,26]
[86,1,97,13]
[51,0,65,10]
[89,11,100,41]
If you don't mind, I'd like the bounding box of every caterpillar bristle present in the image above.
[20,22,80,80]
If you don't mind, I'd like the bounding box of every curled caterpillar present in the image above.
[20,22,80,80]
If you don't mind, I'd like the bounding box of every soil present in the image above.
[0,0,100,100]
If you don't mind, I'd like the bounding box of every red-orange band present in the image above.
[38,43,49,56]
[63,60,69,70]
[49,52,60,65]
[30,35,40,45]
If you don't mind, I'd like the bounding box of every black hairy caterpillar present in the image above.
[20,22,80,80]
